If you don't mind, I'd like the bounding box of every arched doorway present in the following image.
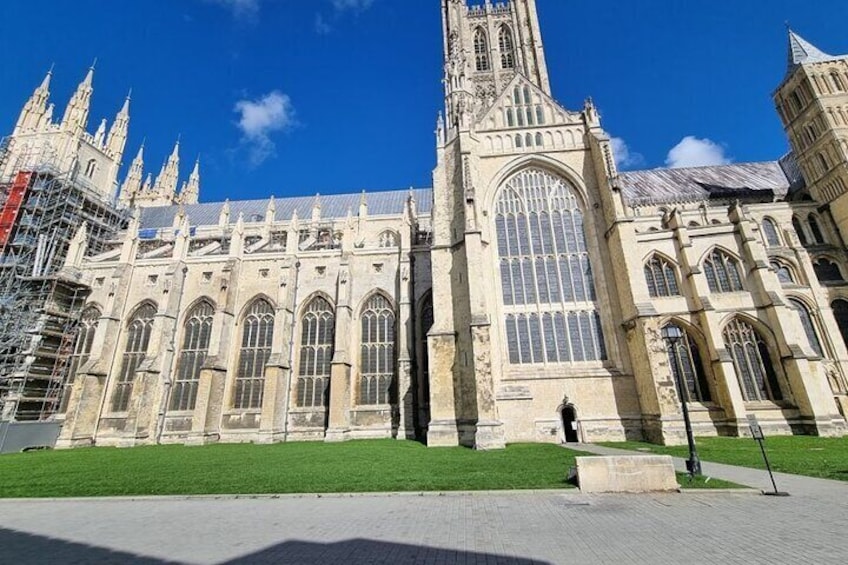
[561,404,578,443]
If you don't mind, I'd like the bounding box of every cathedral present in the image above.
[1,0,847,451]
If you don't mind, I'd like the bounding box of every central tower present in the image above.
[428,0,626,449]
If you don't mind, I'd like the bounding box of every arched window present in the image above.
[360,294,395,405]
[495,169,606,364]
[473,28,490,71]
[761,218,781,247]
[663,323,711,402]
[644,254,680,298]
[506,108,514,127]
[170,301,214,411]
[787,298,823,357]
[296,297,335,408]
[792,216,808,245]
[831,299,848,350]
[515,134,523,148]
[813,258,843,282]
[499,25,515,69]
[234,299,274,409]
[808,215,825,244]
[770,260,794,284]
[59,306,100,413]
[818,153,830,175]
[723,319,782,402]
[703,249,744,293]
[535,132,543,147]
[84,159,96,178]
[112,303,156,412]
[832,72,845,92]
[378,231,398,248]
[418,293,434,405]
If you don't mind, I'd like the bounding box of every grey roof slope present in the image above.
[618,161,791,205]
[139,188,433,230]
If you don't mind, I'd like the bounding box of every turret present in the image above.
[14,69,52,134]
[178,158,200,205]
[93,118,107,146]
[153,140,180,199]
[60,66,94,136]
[106,94,130,160]
[119,143,145,203]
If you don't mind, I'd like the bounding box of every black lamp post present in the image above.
[661,324,702,477]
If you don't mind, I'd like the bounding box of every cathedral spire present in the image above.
[61,65,95,135]
[787,29,835,71]
[106,93,131,160]
[14,68,52,134]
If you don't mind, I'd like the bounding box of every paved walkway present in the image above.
[566,443,848,497]
[1,482,846,564]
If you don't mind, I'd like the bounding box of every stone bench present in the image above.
[575,455,679,493]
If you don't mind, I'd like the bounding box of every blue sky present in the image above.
[1,0,847,203]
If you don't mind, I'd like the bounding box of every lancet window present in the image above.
[112,303,156,412]
[359,294,396,405]
[59,306,100,413]
[761,218,781,247]
[644,255,680,298]
[722,319,782,402]
[296,297,335,408]
[234,299,274,409]
[662,323,711,402]
[474,28,490,72]
[499,25,515,69]
[170,301,214,411]
[495,168,606,364]
[787,298,823,357]
[703,249,744,293]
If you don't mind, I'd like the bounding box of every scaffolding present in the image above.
[0,137,129,422]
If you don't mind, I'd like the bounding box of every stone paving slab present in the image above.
[0,487,845,564]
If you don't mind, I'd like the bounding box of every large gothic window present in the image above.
[498,25,515,69]
[359,294,396,405]
[473,28,490,72]
[723,319,782,402]
[234,299,274,409]
[787,298,824,357]
[644,254,680,298]
[662,323,711,402]
[59,306,100,413]
[495,169,606,364]
[296,297,335,408]
[112,303,156,412]
[703,249,744,293]
[761,218,781,247]
[170,300,214,411]
[832,299,848,350]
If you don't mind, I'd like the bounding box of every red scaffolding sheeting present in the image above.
[0,171,32,250]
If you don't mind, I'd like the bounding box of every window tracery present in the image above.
[644,255,680,297]
[359,294,395,405]
[234,299,274,409]
[297,297,334,408]
[112,303,156,412]
[703,249,744,293]
[495,169,606,364]
[171,301,214,411]
[723,319,782,402]
[59,306,100,413]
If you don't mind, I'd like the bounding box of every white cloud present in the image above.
[665,136,732,169]
[332,0,375,12]
[233,91,295,166]
[205,0,260,21]
[610,137,644,170]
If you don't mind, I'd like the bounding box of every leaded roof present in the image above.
[618,161,791,206]
[139,188,433,229]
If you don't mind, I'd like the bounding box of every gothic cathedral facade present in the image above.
[5,0,847,449]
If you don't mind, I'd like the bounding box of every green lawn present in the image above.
[0,440,581,498]
[675,473,745,489]
[602,436,848,482]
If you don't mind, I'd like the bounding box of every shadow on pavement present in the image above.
[0,527,551,564]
